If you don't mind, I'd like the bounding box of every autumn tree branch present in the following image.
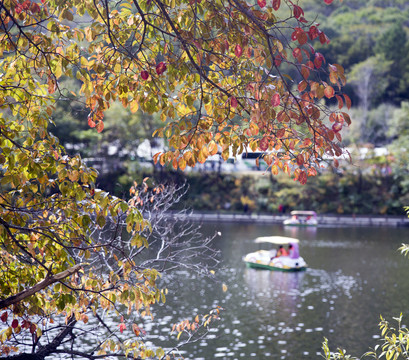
[0,264,83,309]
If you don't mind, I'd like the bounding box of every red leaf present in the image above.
[257,0,266,8]
[324,0,334,4]
[22,0,31,10]
[11,319,19,329]
[293,5,304,19]
[274,55,282,67]
[314,52,325,69]
[87,115,96,128]
[298,171,308,185]
[297,31,308,45]
[21,320,30,329]
[155,62,167,75]
[319,32,330,44]
[271,93,280,107]
[308,26,319,40]
[119,323,126,334]
[140,70,149,80]
[31,2,40,13]
[272,0,280,11]
[230,96,238,108]
[292,48,302,61]
[235,44,243,57]
[296,154,304,166]
[259,137,269,151]
[332,122,342,133]
[0,312,8,322]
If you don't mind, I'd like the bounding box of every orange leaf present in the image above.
[276,128,285,138]
[96,121,104,133]
[159,153,166,166]
[132,324,140,336]
[324,86,334,99]
[335,95,343,109]
[344,94,352,109]
[298,80,307,92]
[301,66,310,80]
[178,157,187,171]
[87,115,96,128]
[249,122,259,136]
[277,111,290,123]
[341,112,351,126]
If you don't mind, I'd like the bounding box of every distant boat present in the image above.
[243,236,307,272]
[283,210,318,226]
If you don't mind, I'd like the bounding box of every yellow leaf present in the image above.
[222,283,228,292]
[271,165,278,175]
[130,100,139,113]
[178,157,187,171]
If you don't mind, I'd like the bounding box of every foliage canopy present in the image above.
[0,0,346,358]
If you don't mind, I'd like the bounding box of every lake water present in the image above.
[144,223,409,359]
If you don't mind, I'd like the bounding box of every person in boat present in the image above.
[288,243,299,259]
[275,245,288,257]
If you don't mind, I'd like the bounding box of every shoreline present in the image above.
[180,212,409,227]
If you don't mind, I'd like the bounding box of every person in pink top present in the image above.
[288,243,299,258]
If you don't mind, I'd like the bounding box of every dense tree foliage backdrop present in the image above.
[46,0,409,216]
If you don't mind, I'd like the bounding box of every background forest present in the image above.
[52,0,409,216]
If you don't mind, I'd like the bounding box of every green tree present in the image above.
[0,0,348,358]
[348,56,392,139]
[375,23,409,103]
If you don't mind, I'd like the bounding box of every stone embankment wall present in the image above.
[177,212,409,227]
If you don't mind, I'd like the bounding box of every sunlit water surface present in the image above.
[134,223,409,360]
[66,222,409,360]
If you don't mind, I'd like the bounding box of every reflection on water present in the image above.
[87,223,409,360]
